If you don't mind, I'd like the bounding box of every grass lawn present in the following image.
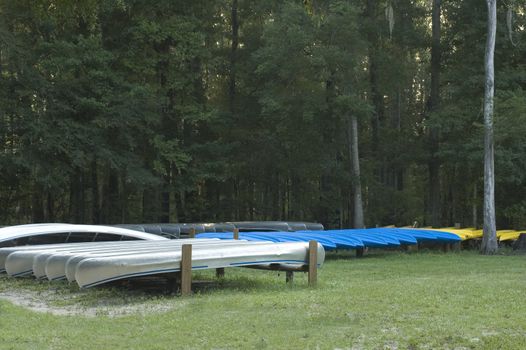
[0,250,525,349]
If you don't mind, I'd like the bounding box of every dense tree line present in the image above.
[0,0,525,229]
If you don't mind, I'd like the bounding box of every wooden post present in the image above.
[356,247,364,258]
[181,244,192,296]
[189,227,196,238]
[286,271,294,284]
[308,240,317,287]
[216,268,225,278]
[233,228,239,240]
[407,244,419,252]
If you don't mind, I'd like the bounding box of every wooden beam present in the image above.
[216,268,225,278]
[181,244,192,296]
[233,228,239,240]
[308,240,317,287]
[189,227,196,238]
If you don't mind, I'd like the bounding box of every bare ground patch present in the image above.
[0,285,183,317]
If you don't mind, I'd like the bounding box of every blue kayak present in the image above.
[415,229,461,243]
[365,228,418,245]
[388,228,438,241]
[350,230,401,247]
[324,230,391,248]
[197,231,338,250]
[259,232,338,250]
[292,231,364,249]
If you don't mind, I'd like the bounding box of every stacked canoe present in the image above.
[197,227,462,251]
[197,226,526,250]
[0,223,166,248]
[0,239,325,288]
[116,221,324,238]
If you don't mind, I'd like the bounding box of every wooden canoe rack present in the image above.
[177,239,319,296]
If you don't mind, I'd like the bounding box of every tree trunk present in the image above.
[69,170,84,224]
[102,169,119,224]
[472,183,478,229]
[169,186,178,222]
[46,192,54,222]
[91,160,101,224]
[348,114,364,229]
[229,0,239,114]
[31,182,44,223]
[481,0,498,254]
[366,0,383,155]
[427,0,442,227]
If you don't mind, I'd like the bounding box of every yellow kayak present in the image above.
[427,228,482,241]
[394,226,524,241]
[496,230,515,238]
[499,231,524,242]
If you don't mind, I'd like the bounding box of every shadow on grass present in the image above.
[53,269,302,302]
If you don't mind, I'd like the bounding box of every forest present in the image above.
[0,0,525,229]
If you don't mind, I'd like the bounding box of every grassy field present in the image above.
[0,250,525,349]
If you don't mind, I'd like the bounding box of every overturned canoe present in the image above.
[74,241,324,289]
[0,239,167,273]
[0,224,167,248]
[3,239,221,278]
[46,240,266,281]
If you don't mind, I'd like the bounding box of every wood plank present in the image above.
[181,244,192,296]
[308,240,317,287]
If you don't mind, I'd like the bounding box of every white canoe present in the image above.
[0,239,165,273]
[4,239,218,277]
[74,241,325,289]
[0,224,167,248]
[48,240,269,281]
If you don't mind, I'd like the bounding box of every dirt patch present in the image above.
[0,289,180,317]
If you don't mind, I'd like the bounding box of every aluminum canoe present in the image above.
[0,224,167,248]
[74,241,325,289]
[4,239,218,278]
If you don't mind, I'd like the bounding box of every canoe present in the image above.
[38,239,224,280]
[74,241,324,289]
[293,232,364,249]
[0,240,167,273]
[0,224,167,248]
[499,231,523,242]
[326,230,391,247]
[427,228,481,240]
[4,239,220,278]
[364,228,418,245]
[64,240,268,282]
[408,229,461,243]
[46,240,266,282]
[197,231,339,250]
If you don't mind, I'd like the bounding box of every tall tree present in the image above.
[481,0,497,254]
[427,0,441,227]
[349,113,364,228]
[229,0,239,113]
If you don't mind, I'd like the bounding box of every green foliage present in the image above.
[0,0,525,227]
